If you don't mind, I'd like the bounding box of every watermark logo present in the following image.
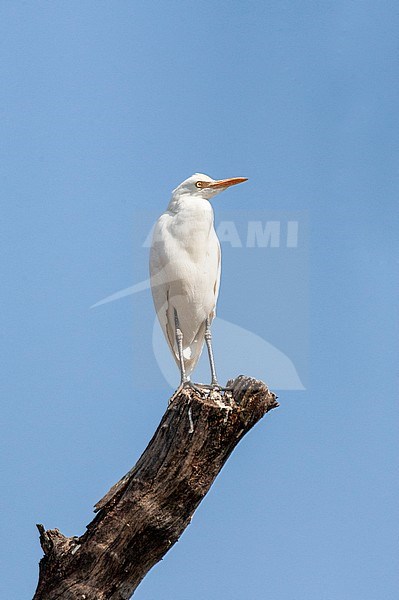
[143,220,299,249]
[92,211,308,391]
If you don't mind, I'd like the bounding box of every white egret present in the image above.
[149,173,248,390]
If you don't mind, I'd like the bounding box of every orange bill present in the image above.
[209,177,248,189]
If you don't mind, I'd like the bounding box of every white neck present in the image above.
[167,193,213,216]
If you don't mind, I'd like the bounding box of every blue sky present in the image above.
[1,2,398,598]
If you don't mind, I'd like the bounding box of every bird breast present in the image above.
[171,209,213,260]
[160,199,215,262]
[151,199,219,309]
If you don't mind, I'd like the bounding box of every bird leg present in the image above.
[204,317,219,387]
[169,313,231,406]
[187,318,230,392]
[174,309,188,385]
[169,310,204,405]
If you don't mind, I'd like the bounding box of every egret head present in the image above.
[172,173,248,201]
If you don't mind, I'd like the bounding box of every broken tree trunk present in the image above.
[33,375,278,600]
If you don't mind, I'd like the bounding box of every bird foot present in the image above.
[187,382,233,394]
[169,381,233,405]
[168,380,201,405]
[183,381,209,394]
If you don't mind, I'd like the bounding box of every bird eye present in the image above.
[195,181,203,188]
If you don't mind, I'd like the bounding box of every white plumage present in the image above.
[149,173,247,386]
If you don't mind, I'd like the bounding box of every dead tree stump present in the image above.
[33,375,278,600]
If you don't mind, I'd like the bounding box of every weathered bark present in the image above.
[33,375,278,600]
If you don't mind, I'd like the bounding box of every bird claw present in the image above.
[168,380,200,405]
[186,381,232,394]
[169,380,232,405]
